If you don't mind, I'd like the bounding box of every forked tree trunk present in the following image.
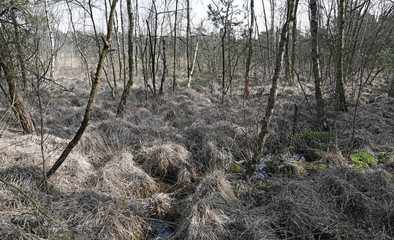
[244,0,254,97]
[38,0,119,186]
[0,31,35,134]
[336,0,348,111]
[310,0,326,130]
[117,0,134,117]
[248,0,298,179]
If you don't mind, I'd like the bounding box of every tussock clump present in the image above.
[184,122,248,170]
[96,119,137,152]
[195,171,238,204]
[53,190,147,240]
[171,171,238,240]
[148,193,173,219]
[76,130,106,156]
[126,107,153,125]
[0,166,40,188]
[136,141,193,183]
[171,200,231,240]
[88,152,157,198]
[91,106,116,121]
[322,152,347,167]
[273,181,336,239]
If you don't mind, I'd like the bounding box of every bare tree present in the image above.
[310,0,326,130]
[117,0,135,117]
[244,0,254,97]
[0,29,35,134]
[38,0,119,186]
[336,0,348,111]
[248,0,298,179]
[173,0,178,92]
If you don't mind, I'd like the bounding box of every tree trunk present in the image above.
[117,0,134,117]
[44,0,55,78]
[0,31,35,134]
[11,10,27,90]
[38,0,118,186]
[187,38,199,87]
[186,0,191,83]
[173,0,178,92]
[310,0,326,130]
[248,0,298,179]
[244,0,254,97]
[290,0,299,85]
[336,0,348,111]
[389,74,394,97]
[159,38,167,94]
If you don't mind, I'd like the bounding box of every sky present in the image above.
[55,0,311,35]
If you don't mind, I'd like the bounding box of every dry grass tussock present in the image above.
[52,190,147,240]
[239,167,394,239]
[171,171,240,240]
[86,151,158,198]
[136,141,194,183]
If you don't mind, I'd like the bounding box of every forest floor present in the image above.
[0,69,393,240]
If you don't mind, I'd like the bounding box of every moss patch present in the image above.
[350,151,376,168]
[230,163,242,173]
[375,152,393,164]
[306,151,326,162]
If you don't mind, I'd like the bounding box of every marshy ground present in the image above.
[0,70,393,239]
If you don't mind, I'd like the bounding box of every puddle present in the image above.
[148,220,173,239]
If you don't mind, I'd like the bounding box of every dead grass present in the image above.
[1,72,393,239]
[136,141,193,183]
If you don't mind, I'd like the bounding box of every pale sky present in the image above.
[56,0,311,35]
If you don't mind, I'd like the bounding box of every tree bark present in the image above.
[244,0,254,97]
[187,38,199,87]
[117,0,134,117]
[159,38,167,94]
[11,10,27,90]
[0,30,35,134]
[186,0,191,83]
[38,0,119,186]
[336,0,348,111]
[248,0,298,179]
[172,0,178,92]
[290,0,299,85]
[310,0,326,130]
[389,76,394,98]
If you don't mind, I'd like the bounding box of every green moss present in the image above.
[376,152,393,164]
[302,130,329,142]
[252,189,262,200]
[350,151,376,168]
[232,184,240,191]
[305,163,328,171]
[230,163,242,173]
[259,184,272,191]
[308,151,326,161]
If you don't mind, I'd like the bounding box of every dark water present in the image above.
[148,220,173,239]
